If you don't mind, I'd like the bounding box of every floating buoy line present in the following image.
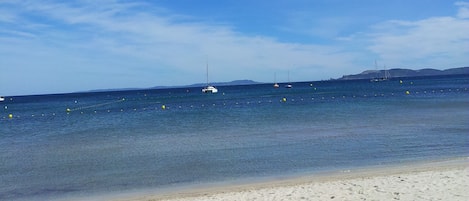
[65,98,126,112]
[1,87,468,121]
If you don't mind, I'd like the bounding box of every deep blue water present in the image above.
[1,75,468,200]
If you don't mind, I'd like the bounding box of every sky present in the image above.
[1,0,468,96]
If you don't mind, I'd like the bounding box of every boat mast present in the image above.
[206,56,209,86]
[374,60,378,73]
[384,65,389,80]
[374,60,378,80]
[274,72,276,82]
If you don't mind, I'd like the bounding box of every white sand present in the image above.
[107,158,468,201]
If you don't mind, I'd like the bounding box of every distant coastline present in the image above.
[85,80,261,93]
[154,79,261,89]
[338,66,469,80]
[84,67,468,93]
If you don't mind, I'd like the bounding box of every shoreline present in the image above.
[86,157,469,201]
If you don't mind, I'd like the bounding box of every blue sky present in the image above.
[1,0,468,96]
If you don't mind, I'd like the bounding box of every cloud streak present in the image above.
[368,12,469,68]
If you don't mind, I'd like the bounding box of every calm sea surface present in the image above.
[1,75,468,200]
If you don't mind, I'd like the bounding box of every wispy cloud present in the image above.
[456,1,469,18]
[1,1,468,95]
[1,0,358,95]
[366,2,469,68]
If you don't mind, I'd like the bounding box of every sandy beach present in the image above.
[103,158,469,201]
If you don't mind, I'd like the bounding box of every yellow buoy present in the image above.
[399,80,403,84]
[161,105,166,110]
[282,97,287,102]
[8,114,13,119]
[405,90,410,95]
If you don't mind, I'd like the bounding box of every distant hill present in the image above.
[83,67,468,93]
[82,80,261,93]
[86,88,142,93]
[339,67,469,80]
[151,80,262,89]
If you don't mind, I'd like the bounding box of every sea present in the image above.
[1,75,468,201]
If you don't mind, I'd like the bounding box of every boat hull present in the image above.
[202,86,218,93]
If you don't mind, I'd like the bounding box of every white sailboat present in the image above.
[202,85,218,93]
[370,60,390,82]
[285,71,292,88]
[202,58,218,93]
[273,73,279,88]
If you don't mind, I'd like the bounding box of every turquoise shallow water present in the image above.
[1,75,468,200]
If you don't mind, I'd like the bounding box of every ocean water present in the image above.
[1,75,468,200]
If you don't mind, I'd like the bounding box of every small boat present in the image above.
[202,58,218,93]
[0,96,4,102]
[370,69,390,82]
[370,77,388,82]
[273,73,279,88]
[285,71,292,88]
[202,85,218,93]
[370,61,390,82]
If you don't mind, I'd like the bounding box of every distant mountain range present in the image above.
[151,79,261,89]
[85,80,261,92]
[338,66,469,80]
[85,67,468,93]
